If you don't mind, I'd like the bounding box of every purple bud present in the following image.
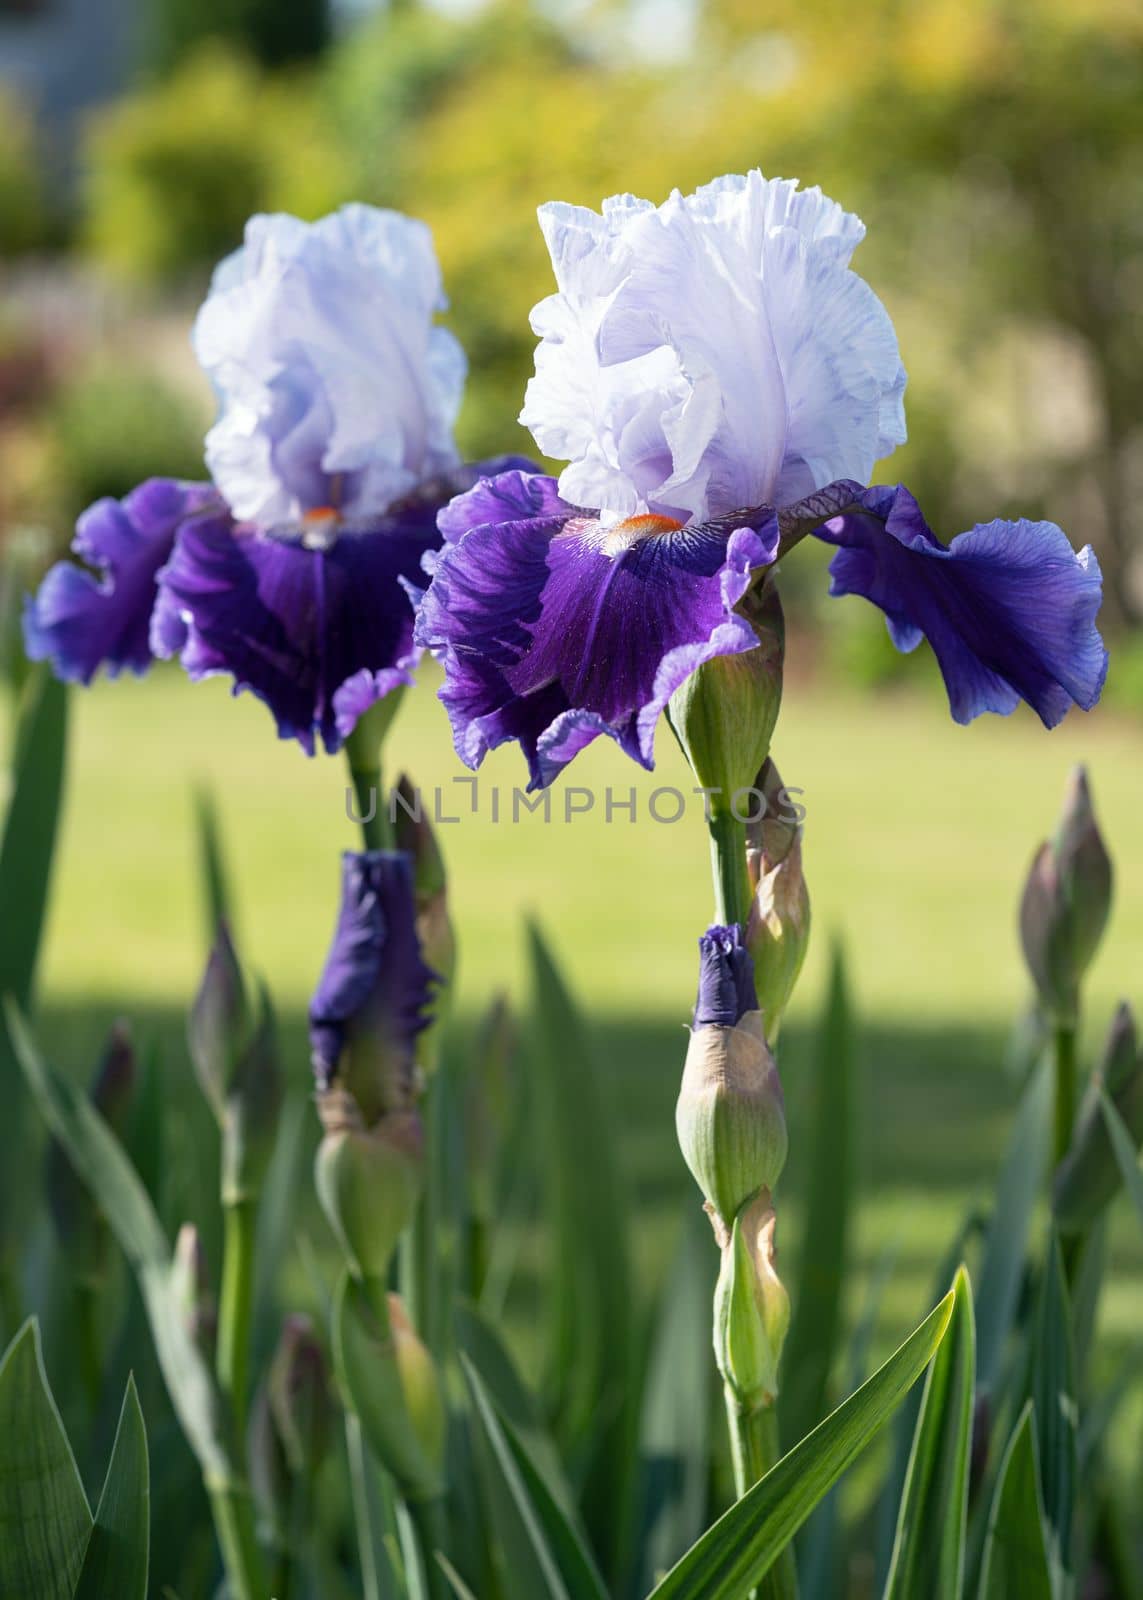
[268,1314,333,1479]
[694,924,758,1027]
[309,851,438,1123]
[1020,765,1113,1023]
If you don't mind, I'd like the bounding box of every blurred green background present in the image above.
[2,0,1143,1438]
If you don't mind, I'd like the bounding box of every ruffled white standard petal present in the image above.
[520,169,906,525]
[194,205,465,528]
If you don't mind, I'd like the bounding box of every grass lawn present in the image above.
[31,657,1143,1423]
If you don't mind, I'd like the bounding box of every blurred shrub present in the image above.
[45,366,206,530]
[82,46,351,285]
[150,0,329,72]
[0,89,48,255]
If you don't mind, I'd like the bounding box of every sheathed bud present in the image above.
[334,1278,445,1500]
[1020,766,1113,1024]
[1054,1002,1143,1233]
[222,985,284,1203]
[393,774,455,1075]
[746,760,810,1037]
[315,1092,424,1281]
[189,921,249,1119]
[668,584,784,812]
[46,1021,136,1265]
[676,926,788,1227]
[189,924,283,1199]
[268,1313,333,1479]
[714,1191,790,1406]
[171,1223,216,1359]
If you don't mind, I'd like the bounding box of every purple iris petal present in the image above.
[415,470,780,789]
[152,460,533,755]
[309,850,438,1117]
[694,923,758,1027]
[816,484,1108,728]
[23,479,217,684]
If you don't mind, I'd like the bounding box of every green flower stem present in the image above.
[724,1388,799,1599]
[207,1475,268,1600]
[217,1195,257,1441]
[708,808,752,927]
[346,1414,384,1600]
[1053,1020,1078,1168]
[344,692,404,851]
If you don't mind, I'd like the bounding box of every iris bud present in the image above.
[46,1021,136,1264]
[315,1090,424,1281]
[171,1222,217,1359]
[746,760,811,1038]
[1020,766,1113,1025]
[668,583,784,814]
[1054,1002,1143,1233]
[189,924,283,1200]
[714,1191,790,1406]
[268,1313,333,1479]
[220,986,284,1203]
[334,1277,445,1500]
[188,921,248,1120]
[676,927,788,1228]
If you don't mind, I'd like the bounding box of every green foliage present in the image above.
[648,1291,955,1600]
[0,1321,91,1599]
[883,1267,975,1599]
[82,46,351,285]
[977,1404,1053,1600]
[150,0,330,73]
[73,1378,150,1600]
[45,365,206,531]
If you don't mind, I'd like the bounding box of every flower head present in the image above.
[521,172,906,524]
[194,205,466,528]
[24,203,529,752]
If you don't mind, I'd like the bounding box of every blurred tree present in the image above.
[82,46,352,285]
[150,0,330,72]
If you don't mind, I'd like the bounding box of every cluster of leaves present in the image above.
[0,661,1141,1594]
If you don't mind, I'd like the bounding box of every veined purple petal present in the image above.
[23,479,217,684]
[308,850,437,1118]
[694,924,758,1027]
[816,484,1108,727]
[415,470,780,788]
[152,464,519,754]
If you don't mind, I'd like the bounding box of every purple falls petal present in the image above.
[694,923,758,1027]
[415,470,780,788]
[153,498,445,755]
[816,484,1108,728]
[23,479,217,684]
[308,850,438,1114]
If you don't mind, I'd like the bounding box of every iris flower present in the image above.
[416,172,1107,788]
[25,205,525,753]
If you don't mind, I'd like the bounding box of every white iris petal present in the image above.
[521,169,907,525]
[193,204,465,530]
